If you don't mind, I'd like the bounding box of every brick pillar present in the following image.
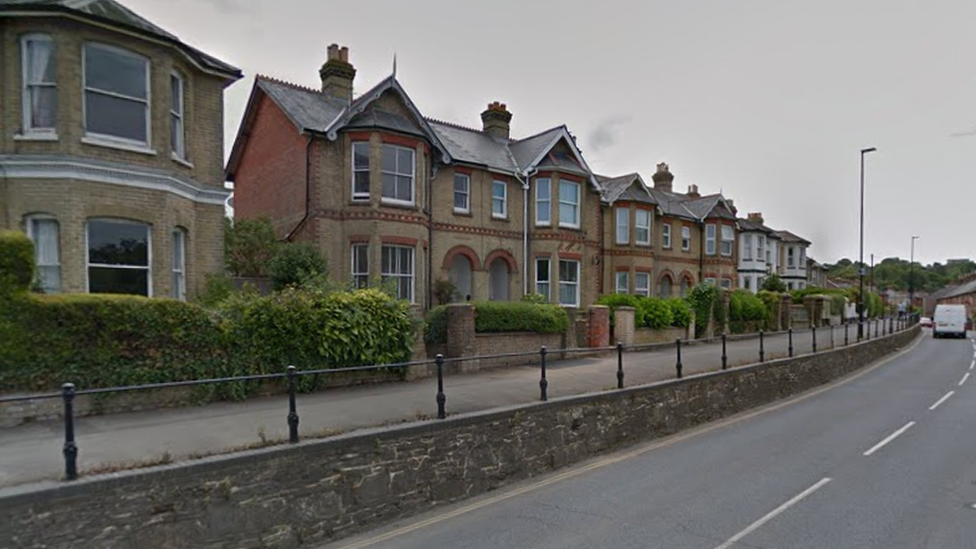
[614,306,636,345]
[446,304,475,359]
[716,290,731,336]
[780,294,792,329]
[587,305,610,348]
[804,296,825,327]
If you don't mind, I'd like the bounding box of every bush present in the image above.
[667,298,693,328]
[0,231,35,294]
[520,293,547,303]
[434,279,460,304]
[688,283,719,338]
[267,242,328,290]
[730,290,767,322]
[195,272,237,307]
[638,297,673,330]
[757,290,782,328]
[225,217,279,277]
[830,294,847,316]
[474,301,569,334]
[596,294,641,310]
[760,274,787,293]
[424,305,448,344]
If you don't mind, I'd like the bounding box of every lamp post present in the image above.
[910,236,919,320]
[859,147,877,340]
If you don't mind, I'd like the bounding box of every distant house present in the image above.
[806,258,827,288]
[736,212,776,292]
[772,230,811,290]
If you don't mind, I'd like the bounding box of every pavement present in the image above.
[317,328,976,549]
[0,323,887,487]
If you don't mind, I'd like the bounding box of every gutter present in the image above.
[284,134,314,241]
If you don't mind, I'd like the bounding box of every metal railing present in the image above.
[0,316,915,482]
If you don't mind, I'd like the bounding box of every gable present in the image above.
[345,89,426,138]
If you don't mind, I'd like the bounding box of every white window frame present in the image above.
[21,34,57,136]
[757,236,765,263]
[615,207,629,245]
[492,180,507,219]
[744,276,752,291]
[85,218,153,296]
[705,224,717,255]
[351,243,369,288]
[743,234,753,260]
[615,271,629,294]
[82,42,151,148]
[681,226,691,251]
[171,228,186,301]
[558,259,580,307]
[535,257,551,301]
[662,223,672,249]
[351,141,370,201]
[453,173,470,213]
[635,209,651,246]
[170,72,186,161]
[381,244,414,302]
[535,178,551,226]
[788,247,795,268]
[25,214,61,293]
[721,225,734,257]
[380,144,415,205]
[721,278,733,289]
[704,277,716,286]
[635,272,651,297]
[558,180,580,229]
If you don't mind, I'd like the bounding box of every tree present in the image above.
[224,217,279,277]
[760,274,787,293]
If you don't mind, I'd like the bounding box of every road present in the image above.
[321,330,976,549]
[0,322,891,487]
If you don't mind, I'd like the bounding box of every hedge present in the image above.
[0,231,35,294]
[424,305,449,344]
[667,298,693,328]
[474,301,569,334]
[730,290,768,322]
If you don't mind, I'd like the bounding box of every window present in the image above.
[705,224,716,255]
[721,278,733,289]
[559,180,580,228]
[788,247,795,268]
[662,223,672,249]
[721,225,734,256]
[535,258,551,301]
[705,277,716,286]
[21,34,57,133]
[535,178,551,225]
[381,245,413,301]
[171,229,186,300]
[744,277,751,291]
[681,226,691,251]
[453,173,470,212]
[757,236,765,263]
[492,180,507,218]
[766,246,772,265]
[351,243,369,288]
[25,215,60,293]
[352,142,370,200]
[635,272,650,297]
[170,73,185,159]
[799,247,807,264]
[87,219,151,296]
[636,209,651,246]
[787,281,794,291]
[615,271,629,294]
[743,234,753,260]
[558,260,580,306]
[659,276,672,298]
[615,208,629,244]
[83,43,150,144]
[381,144,414,204]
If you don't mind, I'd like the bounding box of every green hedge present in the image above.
[637,297,672,330]
[474,301,569,333]
[667,298,693,328]
[688,284,719,338]
[0,231,35,294]
[598,294,693,329]
[730,290,768,322]
[424,305,449,344]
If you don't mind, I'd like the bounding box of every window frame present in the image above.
[615,271,629,294]
[788,246,795,268]
[21,33,57,136]
[615,207,630,245]
[380,144,415,205]
[662,223,672,249]
[492,180,508,219]
[351,141,370,201]
[170,71,186,160]
[381,244,414,302]
[82,42,152,147]
[635,209,651,246]
[635,272,651,297]
[743,234,753,260]
[720,278,733,289]
[558,180,581,229]
[535,257,551,301]
[351,243,369,288]
[25,214,61,293]
[721,225,734,257]
[171,228,186,301]
[453,172,470,213]
[535,178,551,226]
[681,226,691,251]
[757,236,765,262]
[85,217,153,297]
[558,259,580,307]
[705,224,717,255]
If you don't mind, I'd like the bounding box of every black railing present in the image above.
[0,317,915,483]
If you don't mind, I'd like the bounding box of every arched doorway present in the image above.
[449,254,473,301]
[659,274,673,298]
[489,258,509,301]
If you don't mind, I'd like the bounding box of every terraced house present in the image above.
[0,0,241,298]
[231,45,796,309]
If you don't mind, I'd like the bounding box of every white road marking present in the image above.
[713,478,832,549]
[970,360,974,371]
[960,373,970,386]
[929,391,955,411]
[863,422,915,456]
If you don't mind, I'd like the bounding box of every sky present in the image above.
[126,0,976,266]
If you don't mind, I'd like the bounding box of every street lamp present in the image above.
[859,147,877,340]
[910,236,919,320]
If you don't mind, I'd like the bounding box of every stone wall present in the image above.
[0,327,919,549]
[633,326,691,345]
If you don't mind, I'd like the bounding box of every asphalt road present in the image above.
[0,322,892,487]
[322,330,976,549]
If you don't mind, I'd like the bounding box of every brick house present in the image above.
[0,0,241,298]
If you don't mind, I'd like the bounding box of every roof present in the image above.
[598,173,655,204]
[0,0,241,78]
[772,230,811,245]
[737,217,774,233]
[509,127,563,171]
[945,279,976,299]
[427,120,518,172]
[256,77,346,133]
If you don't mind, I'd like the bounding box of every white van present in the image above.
[933,304,968,339]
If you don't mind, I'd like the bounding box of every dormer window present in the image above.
[83,43,150,147]
[21,34,57,134]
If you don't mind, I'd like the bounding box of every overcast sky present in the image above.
[128,0,976,265]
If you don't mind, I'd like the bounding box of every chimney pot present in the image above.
[327,43,339,60]
[481,100,513,140]
[339,46,349,62]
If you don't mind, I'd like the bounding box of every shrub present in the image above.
[638,297,673,330]
[688,283,719,338]
[225,217,279,277]
[760,274,787,293]
[830,294,847,316]
[474,301,569,334]
[195,272,237,307]
[667,298,693,328]
[267,242,328,290]
[424,305,448,344]
[596,294,641,310]
[433,279,460,304]
[0,231,35,294]
[730,290,767,322]
[520,293,546,303]
[757,290,782,327]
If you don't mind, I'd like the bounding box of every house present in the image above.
[736,212,776,292]
[0,0,242,298]
[806,258,827,288]
[772,230,810,290]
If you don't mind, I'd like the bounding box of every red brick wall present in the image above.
[233,94,309,237]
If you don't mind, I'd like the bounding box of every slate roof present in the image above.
[427,120,518,172]
[772,230,811,245]
[598,173,655,204]
[509,127,565,171]
[737,217,775,233]
[256,77,346,133]
[0,0,241,77]
[944,279,976,299]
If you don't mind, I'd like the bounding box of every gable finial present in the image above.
[392,52,397,78]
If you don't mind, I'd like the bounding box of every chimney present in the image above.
[481,101,512,140]
[748,212,764,224]
[652,162,674,193]
[320,43,356,103]
[686,184,700,198]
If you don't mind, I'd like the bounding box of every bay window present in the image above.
[25,215,60,293]
[743,234,753,260]
[351,243,369,288]
[352,142,370,200]
[535,178,551,225]
[171,229,186,300]
[535,258,551,301]
[559,180,580,228]
[87,218,151,296]
[721,225,734,256]
[381,144,414,204]
[705,224,716,255]
[170,73,185,159]
[381,245,413,301]
[83,43,150,145]
[21,34,57,133]
[558,259,580,306]
[635,209,651,245]
[615,208,629,244]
